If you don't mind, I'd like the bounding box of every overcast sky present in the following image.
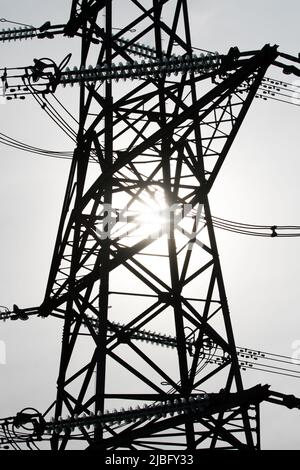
[0,0,300,450]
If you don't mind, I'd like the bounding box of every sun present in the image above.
[131,190,172,239]
[136,205,169,234]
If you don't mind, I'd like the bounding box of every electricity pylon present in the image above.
[4,0,280,450]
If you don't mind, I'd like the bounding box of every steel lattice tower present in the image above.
[30,0,279,450]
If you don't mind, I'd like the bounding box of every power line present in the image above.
[1,305,299,381]
[1,130,299,238]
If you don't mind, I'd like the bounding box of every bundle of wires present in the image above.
[0,131,73,160]
[207,215,300,238]
[257,76,300,107]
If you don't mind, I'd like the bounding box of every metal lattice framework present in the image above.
[26,0,279,451]
[4,0,300,451]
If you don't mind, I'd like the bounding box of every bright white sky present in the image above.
[0,0,300,450]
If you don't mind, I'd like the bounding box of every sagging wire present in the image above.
[0,129,299,240]
[24,82,77,143]
[0,132,73,159]
[199,214,300,238]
